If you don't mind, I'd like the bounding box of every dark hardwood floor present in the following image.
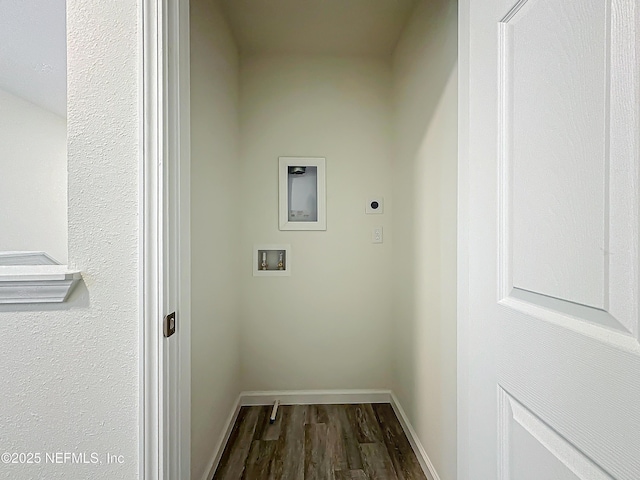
[212,403,428,480]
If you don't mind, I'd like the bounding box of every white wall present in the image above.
[0,0,140,478]
[239,55,394,391]
[0,89,68,263]
[189,1,242,479]
[392,0,458,479]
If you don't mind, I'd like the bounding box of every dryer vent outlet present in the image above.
[366,197,384,214]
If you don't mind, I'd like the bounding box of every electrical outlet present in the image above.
[372,226,383,244]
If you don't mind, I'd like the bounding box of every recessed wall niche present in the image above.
[0,0,79,305]
[278,157,326,231]
[0,0,68,263]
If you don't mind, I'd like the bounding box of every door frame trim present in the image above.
[140,0,191,478]
[457,0,471,478]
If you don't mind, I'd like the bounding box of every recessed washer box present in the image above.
[253,244,291,277]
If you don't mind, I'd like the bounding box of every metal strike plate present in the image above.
[164,312,176,338]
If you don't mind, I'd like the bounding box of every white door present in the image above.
[460,0,640,478]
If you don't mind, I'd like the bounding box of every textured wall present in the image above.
[239,55,394,391]
[0,88,68,263]
[190,1,242,479]
[391,0,458,478]
[0,0,140,478]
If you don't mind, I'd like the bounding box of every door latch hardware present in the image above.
[164,312,176,338]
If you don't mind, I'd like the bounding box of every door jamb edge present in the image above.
[457,0,472,478]
[140,0,191,477]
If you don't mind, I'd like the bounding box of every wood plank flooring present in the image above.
[212,403,427,480]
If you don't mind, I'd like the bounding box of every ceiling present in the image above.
[217,0,419,57]
[0,0,66,117]
[0,0,413,117]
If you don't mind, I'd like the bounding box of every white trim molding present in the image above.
[0,265,81,304]
[240,389,392,406]
[0,251,60,266]
[140,0,191,477]
[0,251,81,304]
[389,392,440,480]
[200,395,242,480]
[140,0,163,476]
[457,0,471,478]
[202,390,440,480]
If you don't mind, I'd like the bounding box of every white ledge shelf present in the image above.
[0,265,82,304]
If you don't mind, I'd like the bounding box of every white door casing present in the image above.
[460,0,640,479]
[141,0,191,478]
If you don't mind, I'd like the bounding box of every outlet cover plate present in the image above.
[372,226,383,244]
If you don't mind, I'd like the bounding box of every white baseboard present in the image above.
[240,389,393,406]
[202,389,441,480]
[200,394,242,480]
[389,392,441,480]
